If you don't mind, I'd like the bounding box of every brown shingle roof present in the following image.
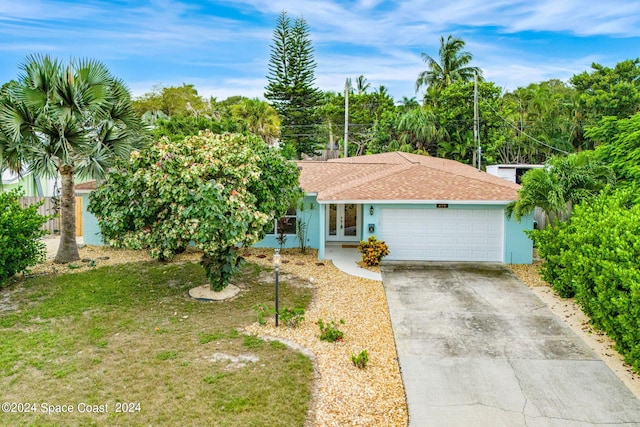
[76,152,520,202]
[298,152,520,202]
[75,180,98,191]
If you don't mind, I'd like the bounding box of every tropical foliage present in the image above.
[530,188,640,369]
[317,85,396,156]
[133,83,213,118]
[88,132,301,291]
[0,54,143,263]
[571,59,640,123]
[416,35,483,94]
[0,189,49,285]
[587,113,640,185]
[152,115,237,142]
[358,236,390,267]
[507,152,615,226]
[230,98,281,145]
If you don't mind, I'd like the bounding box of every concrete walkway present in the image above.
[324,244,382,281]
[382,262,640,427]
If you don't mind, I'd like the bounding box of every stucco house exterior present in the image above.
[1,169,58,197]
[78,151,533,264]
[485,164,544,185]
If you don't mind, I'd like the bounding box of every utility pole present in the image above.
[473,72,481,171]
[344,78,349,158]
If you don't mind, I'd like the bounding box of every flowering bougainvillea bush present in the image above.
[89,131,301,291]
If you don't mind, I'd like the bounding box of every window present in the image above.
[266,207,297,235]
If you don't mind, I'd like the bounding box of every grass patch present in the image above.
[0,260,313,426]
[203,372,231,384]
[269,340,288,350]
[198,329,240,344]
[156,350,179,361]
[243,335,264,349]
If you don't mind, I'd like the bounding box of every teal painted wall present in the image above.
[83,194,322,249]
[79,193,534,264]
[504,211,534,264]
[251,195,321,250]
[80,193,103,245]
[362,203,380,241]
[361,203,533,264]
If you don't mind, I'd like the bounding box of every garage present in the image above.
[379,207,504,262]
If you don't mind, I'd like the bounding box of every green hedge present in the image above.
[531,188,640,370]
[0,189,49,286]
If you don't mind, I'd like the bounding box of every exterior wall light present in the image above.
[369,205,374,215]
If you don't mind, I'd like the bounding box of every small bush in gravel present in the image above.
[317,318,345,342]
[252,303,272,325]
[358,236,389,266]
[280,307,305,328]
[351,350,369,369]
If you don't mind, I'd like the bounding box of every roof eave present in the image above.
[312,197,515,205]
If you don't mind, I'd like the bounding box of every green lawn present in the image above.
[0,261,313,426]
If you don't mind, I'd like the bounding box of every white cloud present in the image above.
[2,0,640,101]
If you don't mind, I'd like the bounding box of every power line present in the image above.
[481,99,571,155]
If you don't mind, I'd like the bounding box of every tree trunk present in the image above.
[54,165,80,263]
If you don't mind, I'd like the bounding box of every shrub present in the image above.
[529,221,576,297]
[279,307,305,328]
[89,132,302,291]
[253,304,305,328]
[252,303,272,325]
[533,187,640,371]
[351,350,369,369]
[358,236,390,266]
[0,189,49,286]
[566,189,640,369]
[317,318,344,342]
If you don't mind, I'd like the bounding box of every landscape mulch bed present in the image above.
[245,248,407,426]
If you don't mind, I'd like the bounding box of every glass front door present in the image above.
[326,203,360,241]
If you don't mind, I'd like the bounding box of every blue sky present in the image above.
[1,0,639,102]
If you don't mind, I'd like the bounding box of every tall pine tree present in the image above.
[265,12,321,158]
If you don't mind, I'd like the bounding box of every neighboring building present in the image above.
[485,164,543,185]
[1,169,58,196]
[486,164,547,229]
[79,152,534,264]
[75,181,101,244]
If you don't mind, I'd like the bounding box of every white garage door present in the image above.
[379,208,504,262]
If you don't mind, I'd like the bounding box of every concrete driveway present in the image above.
[382,262,640,427]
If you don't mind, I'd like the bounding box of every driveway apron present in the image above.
[382,262,640,427]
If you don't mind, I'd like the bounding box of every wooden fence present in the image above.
[19,196,83,236]
[302,149,340,161]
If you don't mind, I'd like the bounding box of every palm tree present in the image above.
[230,98,281,146]
[399,96,420,111]
[415,35,482,93]
[506,152,615,227]
[0,55,144,263]
[395,108,446,155]
[355,75,371,94]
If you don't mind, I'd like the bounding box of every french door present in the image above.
[326,203,360,241]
